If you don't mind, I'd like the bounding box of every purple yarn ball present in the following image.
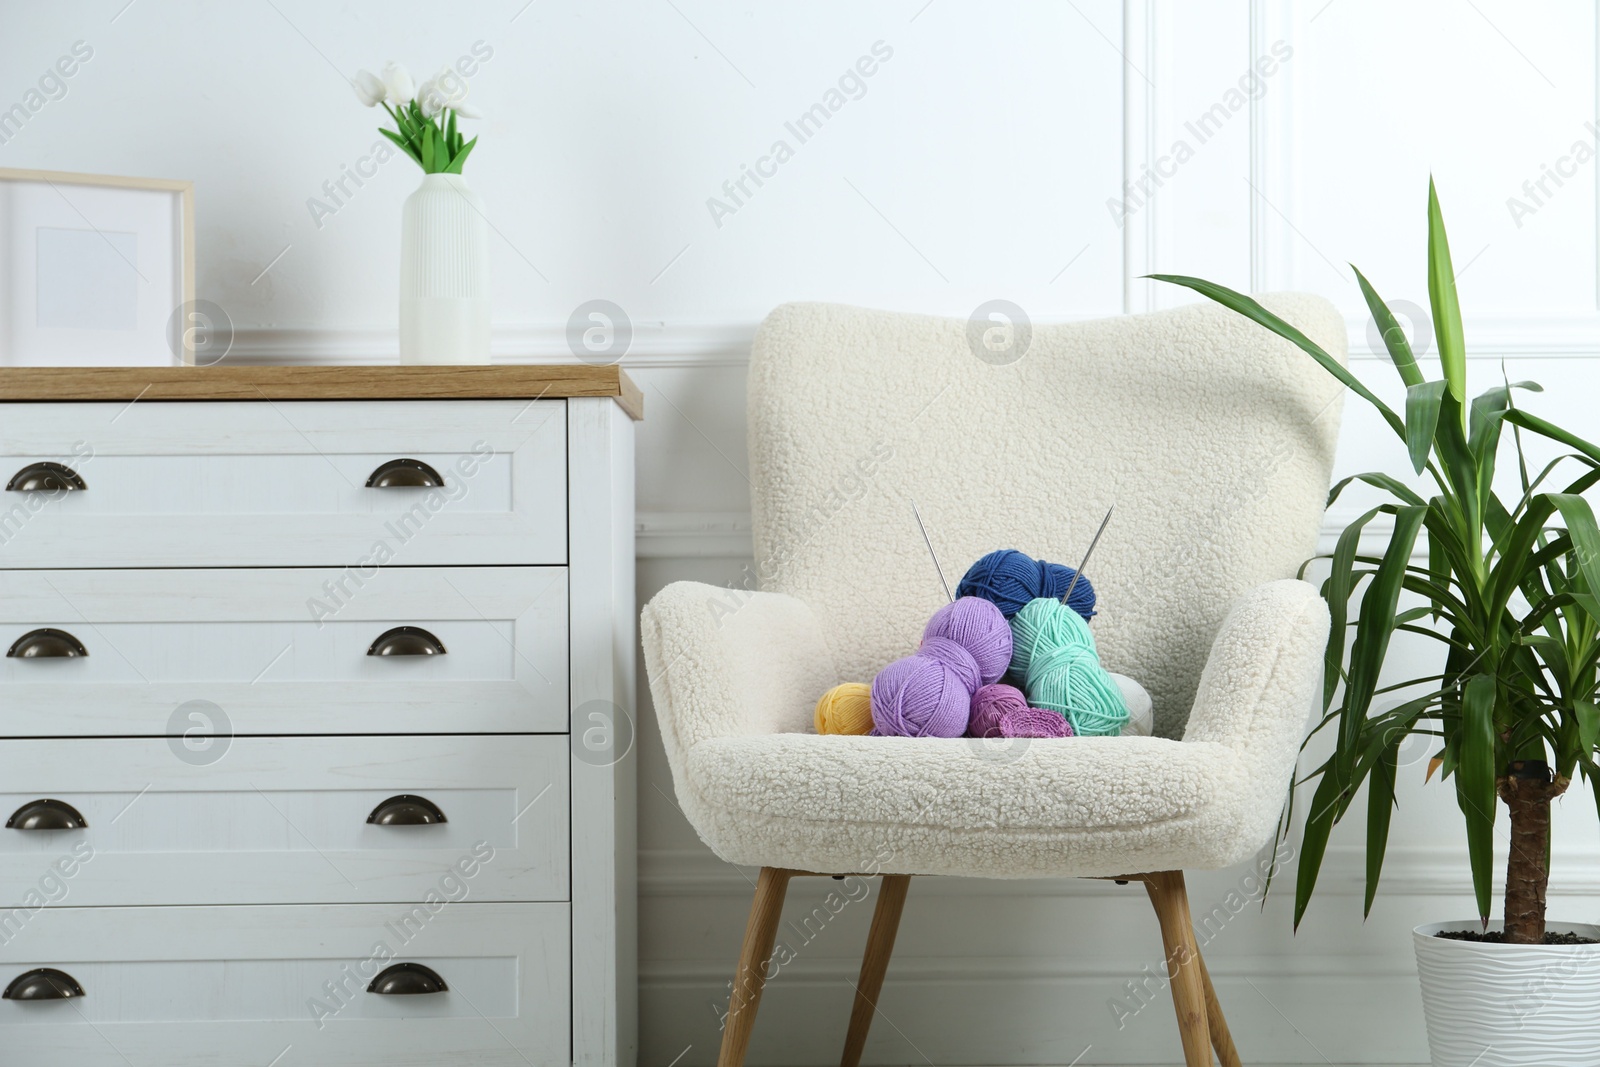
[968,683,1028,738]
[922,597,1012,685]
[1000,707,1073,739]
[871,653,972,738]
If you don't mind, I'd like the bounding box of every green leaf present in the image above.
[378,126,423,166]
[420,123,435,170]
[1405,380,1448,476]
[1550,494,1600,605]
[1458,673,1499,924]
[1323,507,1387,709]
[1328,471,1427,509]
[444,136,477,174]
[1365,734,1400,917]
[1577,701,1600,756]
[1354,265,1424,388]
[1573,594,1600,628]
[1147,274,1407,441]
[1506,408,1600,466]
[1470,381,1542,452]
[1295,769,1346,930]
[1340,505,1429,771]
[1427,177,1467,405]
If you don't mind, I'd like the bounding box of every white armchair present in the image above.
[642,296,1346,1067]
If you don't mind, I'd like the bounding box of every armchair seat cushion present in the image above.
[685,734,1248,878]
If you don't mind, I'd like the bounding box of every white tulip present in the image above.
[451,102,482,119]
[381,61,415,105]
[351,69,385,107]
[419,67,469,112]
[416,78,443,117]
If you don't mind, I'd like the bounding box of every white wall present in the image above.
[6,1,1600,1063]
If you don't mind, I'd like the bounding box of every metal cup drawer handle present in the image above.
[7,628,88,658]
[365,458,444,488]
[367,795,448,825]
[367,962,448,995]
[6,462,86,492]
[367,626,447,657]
[4,968,85,1001]
[7,799,88,830]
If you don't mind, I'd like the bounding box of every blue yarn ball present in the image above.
[957,549,1096,621]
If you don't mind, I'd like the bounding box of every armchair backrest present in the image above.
[746,297,1346,737]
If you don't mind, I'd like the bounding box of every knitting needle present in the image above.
[1062,505,1113,605]
[910,498,954,603]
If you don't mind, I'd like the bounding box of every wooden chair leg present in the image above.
[1196,945,1242,1067]
[839,875,912,1067]
[718,867,793,1067]
[1142,871,1214,1067]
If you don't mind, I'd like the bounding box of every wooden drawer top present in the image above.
[0,364,643,419]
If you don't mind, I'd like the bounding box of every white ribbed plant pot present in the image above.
[398,173,490,365]
[1415,920,1600,1066]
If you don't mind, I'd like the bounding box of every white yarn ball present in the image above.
[1109,673,1153,736]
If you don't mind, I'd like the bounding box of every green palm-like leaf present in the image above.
[1550,494,1600,602]
[1427,177,1467,405]
[1365,732,1400,917]
[1406,380,1448,476]
[1354,265,1424,388]
[1458,674,1499,924]
[1339,506,1429,771]
[1294,768,1347,930]
[1322,507,1388,709]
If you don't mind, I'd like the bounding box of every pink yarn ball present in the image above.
[968,683,1028,738]
[1000,707,1073,738]
[922,597,1013,685]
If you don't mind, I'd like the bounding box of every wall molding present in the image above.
[220,321,755,368]
[216,311,1600,370]
[637,510,1394,561]
[636,511,754,558]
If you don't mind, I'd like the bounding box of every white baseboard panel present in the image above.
[637,970,1428,1065]
[638,846,1600,899]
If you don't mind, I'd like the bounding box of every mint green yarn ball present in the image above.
[1009,597,1129,736]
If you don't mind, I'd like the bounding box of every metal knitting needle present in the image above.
[1063,505,1114,605]
[911,499,954,603]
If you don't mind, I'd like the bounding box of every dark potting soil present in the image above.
[1434,930,1600,946]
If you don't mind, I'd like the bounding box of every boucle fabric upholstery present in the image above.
[642,297,1345,877]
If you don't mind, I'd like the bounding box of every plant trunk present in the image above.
[1498,760,1567,945]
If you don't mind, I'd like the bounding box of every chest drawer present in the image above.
[0,735,568,906]
[0,400,566,568]
[0,566,567,735]
[0,901,569,1066]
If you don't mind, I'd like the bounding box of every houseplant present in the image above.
[354,61,488,364]
[1153,180,1600,1066]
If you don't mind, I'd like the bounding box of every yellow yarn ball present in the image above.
[815,682,874,735]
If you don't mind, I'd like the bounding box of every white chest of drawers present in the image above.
[0,366,639,1067]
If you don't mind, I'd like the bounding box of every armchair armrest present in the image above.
[641,581,839,772]
[1182,578,1329,848]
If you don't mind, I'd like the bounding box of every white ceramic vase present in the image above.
[398,173,490,365]
[1414,920,1600,1066]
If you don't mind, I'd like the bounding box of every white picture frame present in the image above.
[0,167,195,367]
